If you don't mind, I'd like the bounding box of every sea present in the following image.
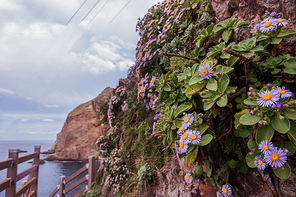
[0,140,101,197]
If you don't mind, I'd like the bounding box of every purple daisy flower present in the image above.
[221,184,232,197]
[184,173,193,183]
[275,18,289,26]
[251,23,260,33]
[264,147,287,168]
[154,114,160,121]
[254,156,267,170]
[177,126,185,135]
[181,131,191,143]
[152,122,156,131]
[198,63,213,79]
[259,140,274,153]
[179,139,188,154]
[193,179,202,189]
[182,113,194,128]
[191,188,197,194]
[188,130,202,145]
[149,76,156,88]
[257,90,280,107]
[273,86,293,98]
[270,12,277,17]
[216,191,223,197]
[260,17,277,32]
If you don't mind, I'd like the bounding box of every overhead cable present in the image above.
[109,0,132,24]
[80,0,101,24]
[88,0,111,25]
[66,0,88,25]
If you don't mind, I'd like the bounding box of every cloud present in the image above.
[45,104,59,108]
[25,97,33,100]
[42,119,54,122]
[0,87,14,95]
[21,119,28,122]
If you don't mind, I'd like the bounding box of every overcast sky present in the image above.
[0,0,160,141]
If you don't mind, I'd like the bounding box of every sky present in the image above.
[0,0,160,141]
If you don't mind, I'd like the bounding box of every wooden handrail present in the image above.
[0,159,13,171]
[27,191,35,197]
[48,185,59,197]
[65,175,87,194]
[18,153,37,164]
[16,165,37,182]
[70,186,87,197]
[65,165,87,184]
[0,179,11,193]
[15,178,35,197]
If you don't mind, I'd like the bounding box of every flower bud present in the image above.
[267,82,272,87]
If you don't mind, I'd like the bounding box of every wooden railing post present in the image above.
[6,149,19,197]
[59,176,65,197]
[31,145,40,195]
[88,156,95,190]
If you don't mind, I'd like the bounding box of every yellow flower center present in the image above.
[191,134,197,140]
[261,19,266,23]
[263,145,269,150]
[263,93,272,101]
[178,147,181,151]
[202,69,208,75]
[186,176,190,180]
[223,188,228,194]
[265,21,272,27]
[277,19,284,23]
[278,90,286,94]
[184,117,190,123]
[180,127,184,131]
[254,27,257,30]
[195,182,200,187]
[258,160,263,165]
[180,141,184,148]
[182,133,189,140]
[150,79,154,84]
[218,196,221,197]
[271,153,280,161]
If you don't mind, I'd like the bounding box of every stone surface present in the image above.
[45,87,113,161]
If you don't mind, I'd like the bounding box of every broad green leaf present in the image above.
[279,141,295,156]
[191,64,199,75]
[174,118,183,128]
[178,73,188,82]
[257,34,270,41]
[206,23,213,35]
[215,65,223,73]
[184,67,191,76]
[204,101,215,111]
[284,58,296,68]
[165,98,175,105]
[246,152,260,168]
[284,109,296,120]
[163,85,171,91]
[239,113,261,125]
[220,74,230,93]
[247,139,258,150]
[274,163,291,180]
[222,67,234,74]
[231,45,244,52]
[174,103,192,118]
[167,128,176,141]
[271,113,290,134]
[239,129,250,138]
[256,125,274,145]
[256,50,271,57]
[237,21,250,28]
[189,75,203,85]
[186,146,199,167]
[207,167,212,177]
[259,39,270,49]
[284,67,296,74]
[197,124,209,135]
[234,109,250,129]
[185,82,205,96]
[227,159,236,169]
[195,166,203,176]
[227,56,240,67]
[206,79,218,91]
[287,121,296,146]
[277,29,296,37]
[252,45,264,52]
[222,29,232,43]
[217,94,228,107]
[199,134,213,146]
[243,99,257,106]
[271,37,282,45]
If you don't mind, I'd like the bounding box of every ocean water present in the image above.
[0,140,101,197]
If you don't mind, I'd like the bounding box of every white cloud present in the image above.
[45,104,59,108]
[25,97,33,100]
[21,119,28,122]
[42,119,54,122]
[0,87,14,95]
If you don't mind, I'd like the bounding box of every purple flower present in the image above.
[254,156,267,170]
[250,111,254,115]
[182,113,194,128]
[264,147,287,168]
[191,188,197,194]
[193,179,202,189]
[258,120,263,126]
[221,184,232,197]
[198,63,213,79]
[149,76,156,88]
[152,122,156,131]
[270,12,277,17]
[284,149,291,155]
[184,173,193,183]
[251,23,260,33]
[267,82,272,87]
[271,28,276,33]
[188,130,201,145]
[275,18,289,26]
[154,114,160,121]
[260,17,277,32]
[259,140,274,153]
[247,91,252,96]
[273,86,293,98]
[252,148,256,152]
[257,90,280,107]
[216,191,223,197]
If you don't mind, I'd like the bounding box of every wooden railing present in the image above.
[0,145,41,197]
[49,156,95,197]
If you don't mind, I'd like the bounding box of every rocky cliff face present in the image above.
[45,87,114,161]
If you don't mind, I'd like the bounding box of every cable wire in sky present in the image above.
[88,0,111,25]
[80,0,101,24]
[109,0,132,24]
[66,0,88,25]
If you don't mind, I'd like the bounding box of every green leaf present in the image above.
[247,139,258,150]
[284,67,296,74]
[178,73,188,82]
[271,113,290,134]
[257,34,270,41]
[184,67,191,76]
[274,163,291,180]
[234,109,250,129]
[287,121,296,146]
[217,94,228,107]
[239,129,250,138]
[284,109,296,120]
[174,103,192,118]
[227,159,236,169]
[207,167,212,177]
[220,74,230,93]
[222,29,232,43]
[239,113,261,125]
[237,21,250,28]
[227,56,240,67]
[203,101,215,111]
[259,39,270,49]
[222,67,234,74]
[167,129,176,141]
[163,85,171,91]
[279,141,295,156]
[185,82,205,96]
[195,166,203,176]
[256,125,274,145]
[252,45,264,52]
[277,29,296,37]
[246,152,260,168]
[199,134,213,146]
[191,64,199,75]
[271,37,282,45]
[197,124,209,135]
[189,75,203,85]
[257,50,271,57]
[206,79,218,91]
[243,99,257,106]
[284,58,296,68]
[231,45,244,52]
[186,146,199,167]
